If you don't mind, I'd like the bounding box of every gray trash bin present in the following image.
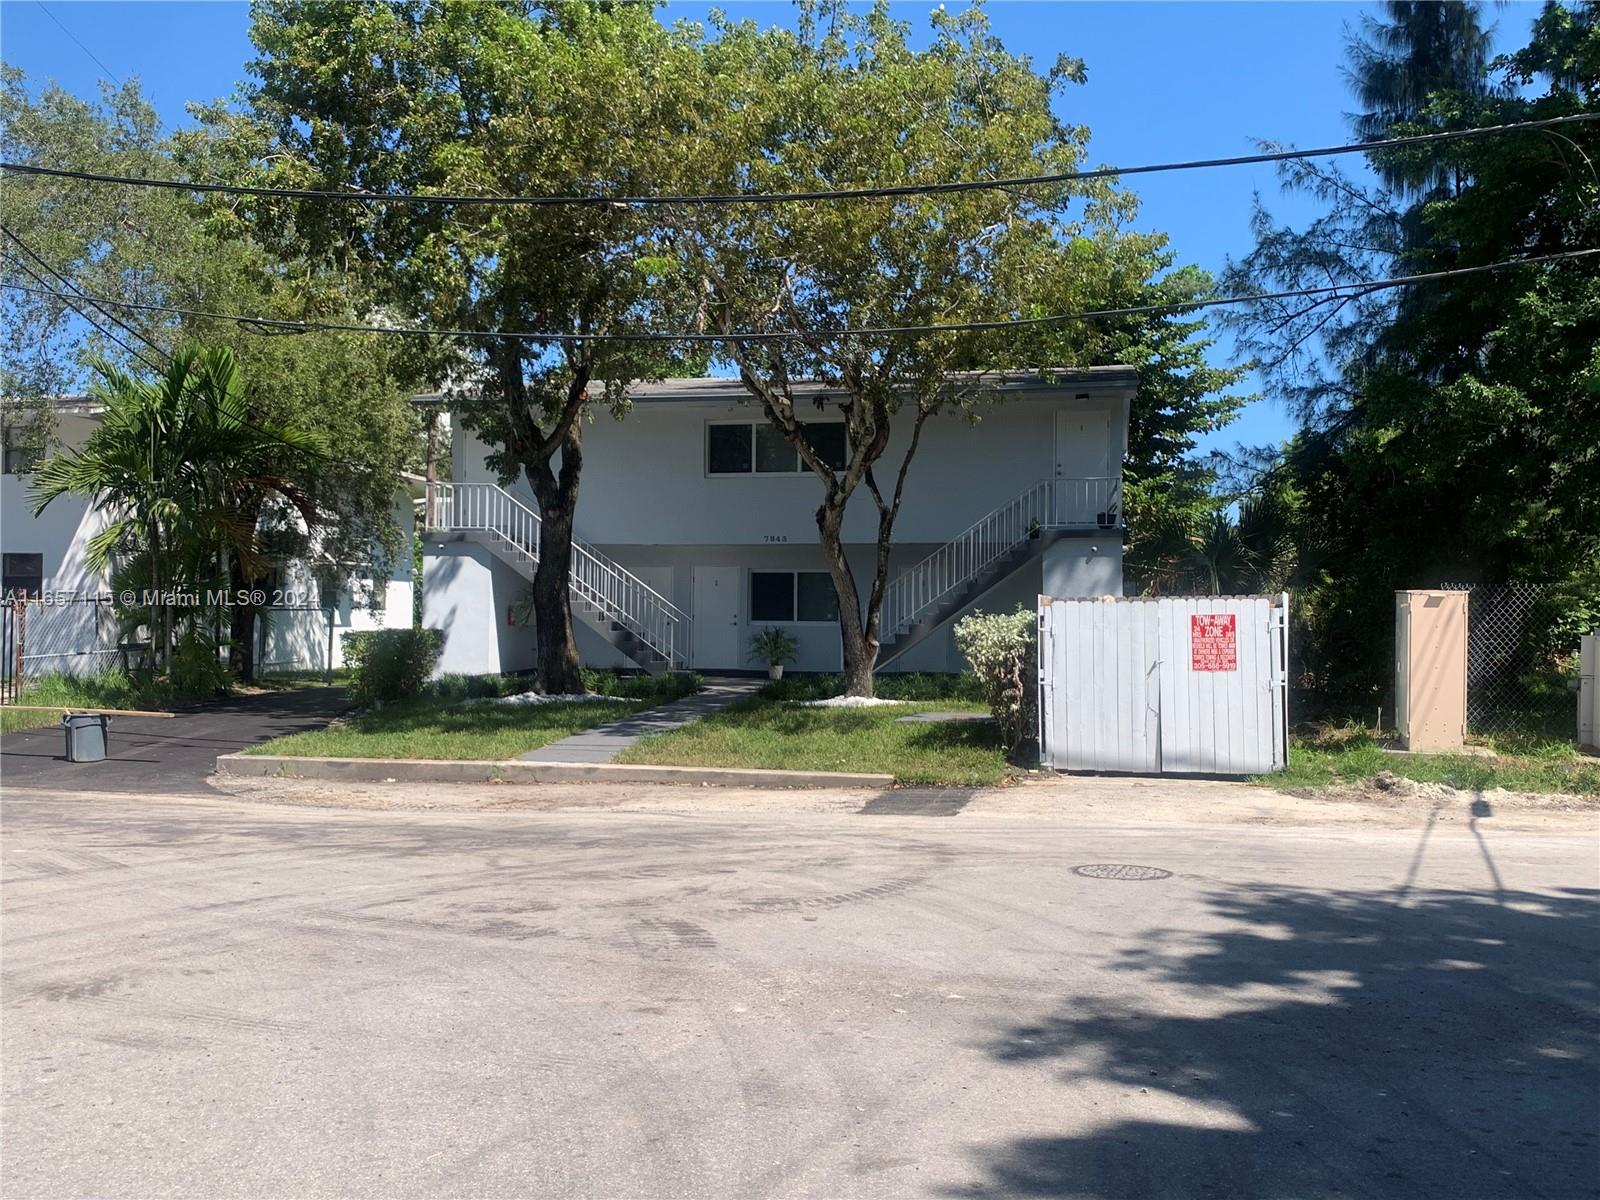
[62,712,110,763]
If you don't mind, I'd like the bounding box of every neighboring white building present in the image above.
[423,367,1134,676]
[0,397,416,677]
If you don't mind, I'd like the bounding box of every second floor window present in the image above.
[707,421,848,475]
[2,426,43,476]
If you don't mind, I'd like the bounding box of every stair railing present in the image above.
[878,476,1120,640]
[432,481,689,668]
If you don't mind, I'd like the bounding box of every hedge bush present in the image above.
[953,607,1037,756]
[342,628,444,708]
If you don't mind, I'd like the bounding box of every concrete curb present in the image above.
[215,752,894,790]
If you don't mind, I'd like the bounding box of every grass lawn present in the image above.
[246,671,701,760]
[0,672,173,735]
[1260,727,1600,796]
[616,673,1008,786]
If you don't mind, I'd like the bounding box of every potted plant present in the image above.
[749,626,799,680]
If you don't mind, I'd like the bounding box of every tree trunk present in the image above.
[226,495,266,683]
[227,553,257,683]
[817,499,876,697]
[525,426,586,696]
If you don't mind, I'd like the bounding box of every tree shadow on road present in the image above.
[955,882,1600,1199]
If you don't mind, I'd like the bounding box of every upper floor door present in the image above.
[1054,409,1113,480]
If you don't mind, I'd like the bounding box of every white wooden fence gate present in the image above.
[1038,594,1289,775]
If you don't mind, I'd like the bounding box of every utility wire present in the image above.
[34,1,123,88]
[4,253,162,372]
[4,114,1595,208]
[2,225,170,365]
[4,248,1594,345]
[0,225,371,470]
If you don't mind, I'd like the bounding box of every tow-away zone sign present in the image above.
[1190,613,1237,671]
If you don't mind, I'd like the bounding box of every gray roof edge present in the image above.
[415,366,1139,408]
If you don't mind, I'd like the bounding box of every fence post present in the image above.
[15,599,26,692]
[325,608,335,684]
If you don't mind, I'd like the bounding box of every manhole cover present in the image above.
[1072,864,1172,881]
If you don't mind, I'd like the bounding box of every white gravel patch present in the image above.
[485,691,634,706]
[792,695,911,708]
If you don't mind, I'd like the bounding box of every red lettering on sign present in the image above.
[1191,613,1238,671]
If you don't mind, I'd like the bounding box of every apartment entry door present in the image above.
[692,565,742,670]
[1055,409,1112,524]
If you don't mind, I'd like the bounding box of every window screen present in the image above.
[806,423,848,471]
[795,572,839,622]
[3,553,43,598]
[753,424,797,473]
[707,424,752,474]
[749,572,795,622]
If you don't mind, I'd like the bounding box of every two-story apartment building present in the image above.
[422,367,1135,676]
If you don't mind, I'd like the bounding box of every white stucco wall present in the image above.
[1043,537,1125,601]
[424,539,540,677]
[452,389,1127,548]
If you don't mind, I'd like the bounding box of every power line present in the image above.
[0,225,372,471]
[4,114,1595,208]
[2,225,169,365]
[4,253,162,372]
[4,248,1595,344]
[34,2,123,88]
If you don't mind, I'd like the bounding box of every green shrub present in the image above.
[954,608,1037,756]
[748,627,799,667]
[342,628,444,708]
[582,668,703,706]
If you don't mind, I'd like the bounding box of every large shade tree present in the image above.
[241,0,737,692]
[682,2,1237,694]
[1222,0,1600,711]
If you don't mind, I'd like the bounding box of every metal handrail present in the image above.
[879,476,1121,639]
[432,482,689,668]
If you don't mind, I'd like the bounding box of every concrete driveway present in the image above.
[0,686,344,794]
[2,789,1596,1199]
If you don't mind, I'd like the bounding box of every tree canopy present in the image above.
[1223,0,1600,712]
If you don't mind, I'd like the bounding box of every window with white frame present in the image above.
[749,570,840,623]
[707,421,848,475]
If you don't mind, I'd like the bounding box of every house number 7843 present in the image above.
[762,535,789,543]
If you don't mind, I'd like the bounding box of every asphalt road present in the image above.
[0,686,345,794]
[3,789,1596,1199]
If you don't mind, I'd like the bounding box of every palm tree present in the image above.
[1181,493,1299,597]
[30,347,323,678]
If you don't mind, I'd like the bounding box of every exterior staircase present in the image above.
[431,475,1117,676]
[431,482,688,673]
[875,476,1121,669]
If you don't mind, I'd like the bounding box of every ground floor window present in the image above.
[749,570,839,623]
[2,552,43,598]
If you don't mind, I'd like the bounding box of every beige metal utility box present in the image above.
[1395,590,1467,752]
[1581,632,1598,753]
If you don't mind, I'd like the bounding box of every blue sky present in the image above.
[0,0,1544,457]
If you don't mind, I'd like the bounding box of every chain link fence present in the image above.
[1441,583,1576,740]
[1,594,127,695]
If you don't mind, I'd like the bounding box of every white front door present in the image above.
[1054,409,1111,478]
[1055,409,1113,523]
[692,566,742,669]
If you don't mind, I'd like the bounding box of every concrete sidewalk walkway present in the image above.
[525,677,763,764]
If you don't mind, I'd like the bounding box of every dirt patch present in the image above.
[199,769,1600,831]
[1298,769,1600,815]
